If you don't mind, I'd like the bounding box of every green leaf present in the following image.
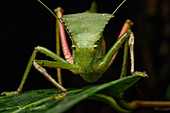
[0,73,146,113]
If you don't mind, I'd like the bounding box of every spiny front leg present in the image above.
[33,61,67,96]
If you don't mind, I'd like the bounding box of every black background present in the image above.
[1,0,170,112]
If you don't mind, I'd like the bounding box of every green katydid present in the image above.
[1,0,135,96]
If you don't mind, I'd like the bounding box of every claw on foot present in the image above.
[1,91,19,96]
[133,71,149,78]
[53,92,67,100]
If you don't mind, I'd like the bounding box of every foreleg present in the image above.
[33,61,67,96]
[94,30,131,74]
[1,46,76,96]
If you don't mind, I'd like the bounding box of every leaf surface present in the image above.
[0,73,146,113]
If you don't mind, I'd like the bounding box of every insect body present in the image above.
[62,13,112,82]
[2,0,135,96]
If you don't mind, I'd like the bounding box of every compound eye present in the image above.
[71,45,76,50]
[94,45,98,50]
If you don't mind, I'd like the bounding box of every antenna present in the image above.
[38,0,72,38]
[112,0,126,16]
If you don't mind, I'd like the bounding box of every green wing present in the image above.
[62,12,112,43]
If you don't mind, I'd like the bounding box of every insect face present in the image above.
[72,41,98,73]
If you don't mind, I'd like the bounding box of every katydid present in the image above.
[1,0,135,96]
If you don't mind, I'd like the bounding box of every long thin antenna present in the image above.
[38,0,72,38]
[112,0,126,16]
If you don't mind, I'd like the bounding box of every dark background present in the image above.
[0,0,170,112]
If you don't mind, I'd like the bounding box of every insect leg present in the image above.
[1,48,38,96]
[34,60,78,71]
[120,30,135,78]
[54,8,73,64]
[33,61,67,96]
[107,19,134,69]
[55,8,62,85]
[94,30,131,74]
[120,40,128,78]
[129,32,135,74]
[1,46,75,96]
